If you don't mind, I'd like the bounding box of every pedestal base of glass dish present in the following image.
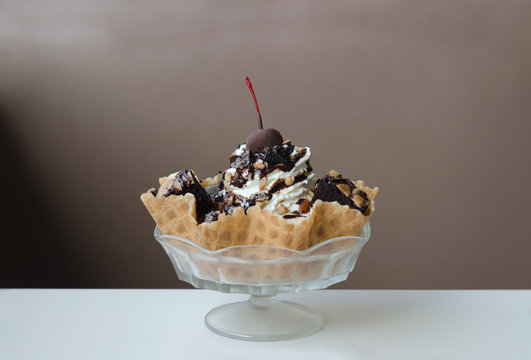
[205,295,323,341]
[155,222,370,341]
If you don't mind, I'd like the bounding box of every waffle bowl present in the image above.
[154,221,370,341]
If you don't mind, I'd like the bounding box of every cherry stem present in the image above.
[245,75,263,129]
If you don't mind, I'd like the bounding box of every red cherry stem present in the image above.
[244,75,263,129]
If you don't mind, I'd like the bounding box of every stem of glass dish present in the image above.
[248,294,279,306]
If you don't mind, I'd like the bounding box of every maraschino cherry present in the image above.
[244,76,283,151]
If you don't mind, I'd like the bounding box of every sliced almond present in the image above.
[337,183,351,197]
[285,176,295,186]
[225,172,233,182]
[223,173,231,188]
[299,199,310,213]
[253,161,265,170]
[259,176,268,190]
[156,178,175,198]
[174,180,183,191]
[276,204,289,215]
[327,170,340,178]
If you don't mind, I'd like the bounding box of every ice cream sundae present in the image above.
[141,76,378,250]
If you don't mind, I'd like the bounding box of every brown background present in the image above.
[1,1,530,288]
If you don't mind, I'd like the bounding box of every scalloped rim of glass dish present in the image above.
[154,221,370,295]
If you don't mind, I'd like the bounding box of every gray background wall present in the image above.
[1,0,530,288]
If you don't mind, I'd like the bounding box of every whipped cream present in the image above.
[226,145,316,216]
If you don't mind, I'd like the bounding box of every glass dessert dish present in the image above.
[155,221,370,341]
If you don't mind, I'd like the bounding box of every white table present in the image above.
[1,289,530,359]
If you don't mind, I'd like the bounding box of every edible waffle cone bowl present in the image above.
[140,178,376,341]
[140,181,377,252]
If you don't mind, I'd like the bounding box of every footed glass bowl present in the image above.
[155,222,370,341]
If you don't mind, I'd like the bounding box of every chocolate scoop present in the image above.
[246,128,283,151]
[156,169,213,222]
[311,170,370,214]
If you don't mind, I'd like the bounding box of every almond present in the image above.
[285,176,295,186]
[299,199,310,213]
[354,180,366,188]
[337,184,351,197]
[276,204,289,215]
[174,180,183,191]
[156,178,175,198]
[223,173,233,188]
[327,170,340,178]
[259,176,268,190]
[225,172,233,182]
[253,161,265,170]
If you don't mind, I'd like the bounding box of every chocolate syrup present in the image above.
[229,168,249,188]
[268,173,308,194]
[283,211,304,219]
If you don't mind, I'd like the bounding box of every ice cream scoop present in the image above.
[312,170,371,215]
[155,169,213,222]
[213,142,316,220]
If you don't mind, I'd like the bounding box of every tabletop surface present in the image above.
[1,289,530,360]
